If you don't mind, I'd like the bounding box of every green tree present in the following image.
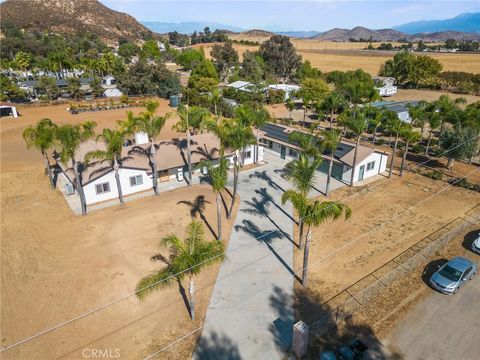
[14,51,31,73]
[259,35,301,82]
[399,125,421,176]
[239,50,265,83]
[386,117,406,177]
[133,101,170,195]
[365,106,383,145]
[297,60,323,81]
[136,221,225,320]
[85,128,127,206]
[37,76,59,100]
[141,39,161,61]
[66,77,82,100]
[286,98,296,120]
[55,121,97,215]
[440,127,478,170]
[176,48,205,71]
[22,118,58,189]
[208,88,222,117]
[211,41,239,80]
[321,91,346,128]
[425,111,441,155]
[322,129,342,197]
[344,108,369,186]
[89,76,104,98]
[235,104,270,163]
[0,73,28,101]
[299,78,329,124]
[191,59,219,81]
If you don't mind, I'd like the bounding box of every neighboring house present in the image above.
[226,81,255,93]
[101,75,122,98]
[24,77,94,98]
[267,84,300,100]
[0,103,19,118]
[371,100,419,123]
[56,132,259,206]
[259,123,388,184]
[373,76,397,97]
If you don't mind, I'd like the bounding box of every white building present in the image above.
[0,103,19,118]
[259,123,388,183]
[226,81,255,92]
[267,84,300,100]
[56,133,259,206]
[373,76,397,97]
[371,100,419,124]
[102,76,123,98]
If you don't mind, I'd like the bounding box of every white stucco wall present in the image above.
[262,140,299,162]
[342,152,388,183]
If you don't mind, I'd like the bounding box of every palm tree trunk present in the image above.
[372,126,378,145]
[150,142,159,195]
[114,158,125,205]
[330,109,334,128]
[326,155,334,196]
[216,193,222,240]
[389,132,399,178]
[43,151,55,189]
[186,130,192,187]
[350,136,360,186]
[298,218,304,249]
[255,132,260,164]
[399,141,409,176]
[388,133,392,147]
[73,160,87,215]
[228,162,239,219]
[302,226,312,286]
[447,157,455,170]
[189,277,196,321]
[425,132,433,155]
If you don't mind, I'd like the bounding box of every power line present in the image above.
[142,167,479,359]
[1,135,477,352]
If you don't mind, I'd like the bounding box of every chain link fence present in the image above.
[309,204,480,336]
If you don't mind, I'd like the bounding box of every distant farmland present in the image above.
[192,37,480,75]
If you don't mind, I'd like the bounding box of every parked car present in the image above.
[319,340,369,360]
[472,233,480,254]
[429,256,477,294]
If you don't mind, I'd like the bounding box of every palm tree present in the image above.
[136,221,225,320]
[85,128,127,206]
[425,112,441,156]
[366,106,383,145]
[201,156,229,240]
[301,197,351,286]
[282,154,323,249]
[321,91,346,128]
[387,117,406,178]
[286,98,296,121]
[236,104,270,163]
[208,88,222,117]
[322,129,342,197]
[173,105,210,186]
[399,125,421,176]
[407,101,428,134]
[134,101,170,195]
[344,108,368,186]
[23,118,58,189]
[55,121,97,215]
[381,109,399,147]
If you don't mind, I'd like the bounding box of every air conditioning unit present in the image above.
[65,183,75,195]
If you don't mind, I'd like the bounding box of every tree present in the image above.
[259,35,301,82]
[299,78,329,122]
[425,112,441,155]
[239,50,264,83]
[117,61,181,98]
[89,76,104,97]
[201,157,229,240]
[321,91,346,128]
[344,108,368,186]
[176,48,205,71]
[118,41,140,61]
[399,125,421,176]
[365,106,383,145]
[440,127,478,170]
[136,221,225,320]
[66,77,82,100]
[14,51,31,74]
[286,98,296,120]
[141,40,161,61]
[173,105,211,186]
[22,118,58,189]
[300,197,351,286]
[208,88,222,117]
[190,59,219,81]
[133,101,170,195]
[211,41,239,80]
[0,73,28,101]
[322,129,342,196]
[283,154,323,248]
[37,76,59,100]
[85,128,127,206]
[235,104,270,163]
[297,60,323,81]
[387,117,406,178]
[55,121,97,215]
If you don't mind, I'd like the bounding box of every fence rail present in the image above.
[308,204,480,336]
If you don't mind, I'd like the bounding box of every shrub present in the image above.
[424,170,443,180]
[450,178,480,192]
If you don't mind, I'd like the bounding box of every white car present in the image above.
[176,168,184,182]
[472,233,480,254]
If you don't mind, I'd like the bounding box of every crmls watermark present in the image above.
[82,348,121,358]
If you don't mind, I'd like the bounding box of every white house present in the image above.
[371,100,419,124]
[259,123,388,184]
[56,132,259,206]
[0,103,19,118]
[102,76,123,98]
[267,84,300,100]
[226,81,255,92]
[373,76,397,97]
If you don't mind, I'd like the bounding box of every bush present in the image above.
[410,143,423,154]
[424,170,443,180]
[450,178,480,192]
[376,138,386,146]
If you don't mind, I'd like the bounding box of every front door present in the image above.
[358,165,365,181]
[280,145,286,159]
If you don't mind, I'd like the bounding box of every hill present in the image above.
[311,26,406,41]
[141,21,243,34]
[0,0,153,44]
[394,13,480,34]
[241,29,276,37]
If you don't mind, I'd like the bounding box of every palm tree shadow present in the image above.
[249,170,285,193]
[194,331,241,360]
[234,219,301,282]
[255,187,296,223]
[177,195,216,239]
[268,286,294,354]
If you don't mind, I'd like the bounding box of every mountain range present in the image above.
[141,21,243,34]
[393,13,480,34]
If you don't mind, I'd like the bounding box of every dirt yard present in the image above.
[0,102,238,359]
[295,171,480,301]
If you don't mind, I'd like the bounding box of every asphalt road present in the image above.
[384,255,480,360]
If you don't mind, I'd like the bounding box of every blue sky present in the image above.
[100,1,480,31]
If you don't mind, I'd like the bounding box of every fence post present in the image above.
[292,321,309,359]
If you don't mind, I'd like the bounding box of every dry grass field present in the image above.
[0,102,239,359]
[194,36,480,75]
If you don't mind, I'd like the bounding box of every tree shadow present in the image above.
[421,258,448,287]
[406,152,445,169]
[268,286,294,355]
[462,229,479,253]
[249,170,285,193]
[177,195,216,239]
[194,331,242,360]
[234,219,300,282]
[255,187,297,223]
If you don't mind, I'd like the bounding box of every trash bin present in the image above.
[169,95,180,108]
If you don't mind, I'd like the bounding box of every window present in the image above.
[366,161,375,171]
[130,175,143,187]
[245,150,252,159]
[268,140,273,149]
[288,148,298,157]
[95,182,110,194]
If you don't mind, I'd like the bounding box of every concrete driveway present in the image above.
[194,152,344,359]
[384,255,480,360]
